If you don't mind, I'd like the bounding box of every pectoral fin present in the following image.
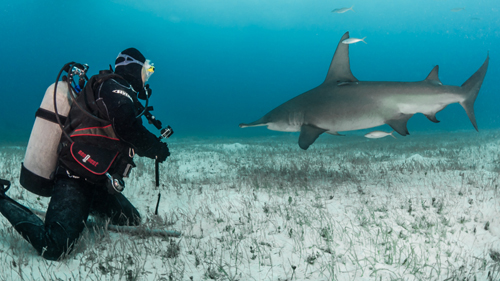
[385,114,413,136]
[298,124,327,150]
[424,113,440,123]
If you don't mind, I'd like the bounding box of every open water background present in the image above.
[0,0,498,144]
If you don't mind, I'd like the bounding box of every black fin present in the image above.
[298,124,327,150]
[385,114,413,136]
[324,32,358,84]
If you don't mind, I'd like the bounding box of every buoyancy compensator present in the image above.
[20,63,90,197]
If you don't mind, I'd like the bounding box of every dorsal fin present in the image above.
[324,32,358,84]
[425,65,442,85]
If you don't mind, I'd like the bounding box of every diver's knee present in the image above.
[40,221,81,261]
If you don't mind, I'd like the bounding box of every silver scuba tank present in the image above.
[20,82,72,197]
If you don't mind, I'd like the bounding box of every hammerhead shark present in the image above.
[239,32,489,150]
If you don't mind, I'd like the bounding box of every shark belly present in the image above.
[305,85,388,133]
[332,82,464,131]
[397,92,463,115]
[323,116,385,132]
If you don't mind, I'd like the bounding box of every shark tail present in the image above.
[459,53,489,131]
[389,131,397,139]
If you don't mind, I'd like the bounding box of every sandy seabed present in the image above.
[1,130,500,280]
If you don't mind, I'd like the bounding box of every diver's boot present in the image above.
[0,182,66,260]
[0,179,44,231]
[0,179,10,198]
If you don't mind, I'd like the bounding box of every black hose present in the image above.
[135,88,149,119]
[53,62,76,143]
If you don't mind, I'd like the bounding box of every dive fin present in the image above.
[459,53,489,131]
[298,124,327,150]
[385,114,412,136]
[324,32,358,84]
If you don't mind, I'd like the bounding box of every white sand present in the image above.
[1,130,500,280]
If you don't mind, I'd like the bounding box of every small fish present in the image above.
[331,6,354,13]
[364,131,396,139]
[342,37,367,45]
[450,7,465,12]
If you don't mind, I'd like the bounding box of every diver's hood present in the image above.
[114,48,145,93]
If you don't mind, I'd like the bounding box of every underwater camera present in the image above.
[160,125,174,139]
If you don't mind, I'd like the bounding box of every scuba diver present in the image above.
[0,48,171,260]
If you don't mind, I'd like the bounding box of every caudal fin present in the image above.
[460,53,489,131]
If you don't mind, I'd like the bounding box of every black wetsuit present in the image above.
[0,75,169,260]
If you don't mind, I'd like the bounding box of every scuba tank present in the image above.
[20,63,89,197]
[20,82,72,196]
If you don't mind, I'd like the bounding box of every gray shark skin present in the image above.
[239,32,489,150]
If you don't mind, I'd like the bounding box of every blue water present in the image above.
[0,0,499,143]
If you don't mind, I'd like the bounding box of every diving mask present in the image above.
[142,59,155,82]
[115,53,145,67]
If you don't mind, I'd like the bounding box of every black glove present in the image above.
[156,142,170,163]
